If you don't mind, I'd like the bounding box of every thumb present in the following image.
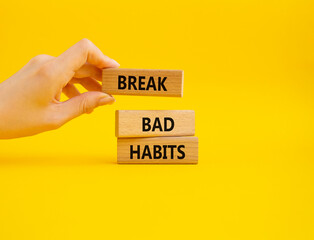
[58,91,115,123]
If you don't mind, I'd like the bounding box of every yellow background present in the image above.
[0,0,314,239]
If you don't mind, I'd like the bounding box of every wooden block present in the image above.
[102,68,183,97]
[116,110,195,138]
[117,137,198,164]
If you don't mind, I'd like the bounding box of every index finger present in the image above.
[54,38,119,76]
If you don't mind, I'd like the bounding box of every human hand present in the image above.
[0,39,119,139]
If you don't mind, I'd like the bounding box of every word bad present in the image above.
[118,75,167,91]
[142,117,174,132]
[130,145,185,160]
[115,110,195,138]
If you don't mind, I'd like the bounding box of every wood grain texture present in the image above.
[102,68,183,97]
[116,110,195,138]
[117,137,198,164]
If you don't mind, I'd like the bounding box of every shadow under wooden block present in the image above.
[102,68,183,97]
[117,137,198,164]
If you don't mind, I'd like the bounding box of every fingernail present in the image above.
[98,95,115,106]
[110,59,120,67]
[98,92,111,99]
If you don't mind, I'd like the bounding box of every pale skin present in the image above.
[0,39,119,139]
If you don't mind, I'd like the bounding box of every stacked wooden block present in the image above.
[102,68,198,164]
[115,110,198,163]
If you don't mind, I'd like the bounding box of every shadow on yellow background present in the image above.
[0,0,314,239]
